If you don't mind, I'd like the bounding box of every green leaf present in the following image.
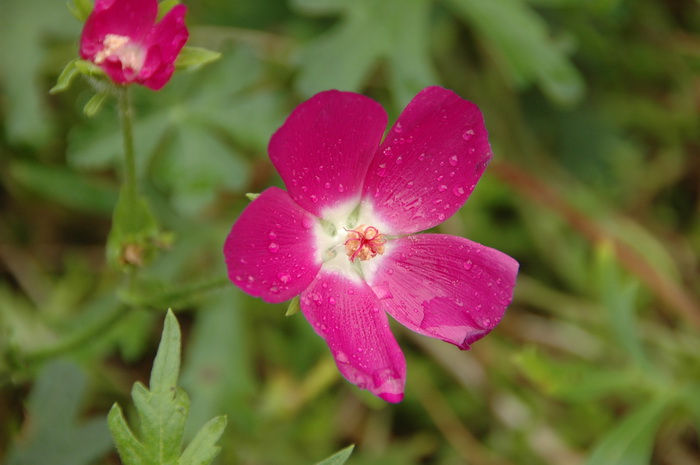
[84,91,111,117]
[245,193,261,201]
[175,46,222,70]
[286,296,301,316]
[157,0,181,20]
[179,416,227,465]
[75,58,108,78]
[67,0,93,22]
[5,361,112,465]
[106,185,159,268]
[315,444,355,465]
[9,159,118,214]
[50,59,80,94]
[108,310,226,465]
[445,0,585,105]
[585,397,669,465]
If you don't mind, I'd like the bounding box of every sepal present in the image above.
[175,46,222,70]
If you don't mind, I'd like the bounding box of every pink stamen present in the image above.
[344,225,386,262]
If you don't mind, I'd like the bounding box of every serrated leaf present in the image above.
[109,310,226,465]
[5,361,112,465]
[315,444,355,465]
[179,416,227,465]
[175,46,222,70]
[286,296,301,316]
[585,397,669,465]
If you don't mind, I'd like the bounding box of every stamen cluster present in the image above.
[344,225,386,262]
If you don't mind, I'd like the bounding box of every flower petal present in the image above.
[269,90,387,217]
[301,270,406,402]
[80,0,157,59]
[140,4,188,89]
[362,86,493,234]
[368,234,518,349]
[224,187,321,303]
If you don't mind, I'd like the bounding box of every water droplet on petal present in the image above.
[324,182,331,189]
[268,231,277,240]
[310,194,318,203]
[418,153,426,161]
[463,260,473,270]
[302,216,314,229]
[335,351,349,363]
[395,156,403,165]
[438,213,445,221]
[453,186,465,196]
[268,242,279,253]
[438,185,448,192]
[377,163,387,177]
[462,129,475,140]
[278,273,291,283]
[338,183,346,193]
[449,155,459,166]
[395,122,403,133]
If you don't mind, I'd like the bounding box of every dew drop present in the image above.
[463,260,473,270]
[462,129,475,140]
[395,156,403,165]
[395,122,403,133]
[418,153,426,161]
[268,231,277,240]
[268,242,279,253]
[310,194,318,203]
[453,186,465,196]
[338,183,346,193]
[438,184,448,192]
[278,273,291,283]
[335,351,349,363]
[405,181,414,188]
[449,155,459,166]
[302,216,314,229]
[377,163,387,177]
[438,213,445,221]
[324,182,331,189]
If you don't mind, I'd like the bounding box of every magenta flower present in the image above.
[224,86,518,402]
[80,0,188,90]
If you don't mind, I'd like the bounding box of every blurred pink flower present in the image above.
[224,86,518,402]
[80,0,188,90]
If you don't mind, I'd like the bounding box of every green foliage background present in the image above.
[1,0,699,464]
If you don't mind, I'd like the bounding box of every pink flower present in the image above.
[80,0,188,90]
[224,86,518,402]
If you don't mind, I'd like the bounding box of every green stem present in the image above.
[118,86,137,196]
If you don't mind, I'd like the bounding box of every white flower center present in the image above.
[313,200,390,282]
[94,34,146,76]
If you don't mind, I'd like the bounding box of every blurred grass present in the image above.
[1,0,699,464]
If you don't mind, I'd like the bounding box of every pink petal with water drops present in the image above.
[269,90,387,217]
[369,234,518,349]
[139,4,188,89]
[362,86,493,235]
[224,187,322,304]
[300,271,406,402]
[80,0,157,59]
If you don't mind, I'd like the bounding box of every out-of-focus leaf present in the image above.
[0,0,77,146]
[445,0,585,105]
[157,0,181,20]
[5,361,112,465]
[292,0,347,15]
[514,346,635,401]
[67,110,170,170]
[181,289,255,434]
[153,125,250,215]
[84,91,111,117]
[594,242,648,367]
[314,444,355,465]
[175,46,222,70]
[9,159,117,214]
[584,397,669,465]
[67,0,93,22]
